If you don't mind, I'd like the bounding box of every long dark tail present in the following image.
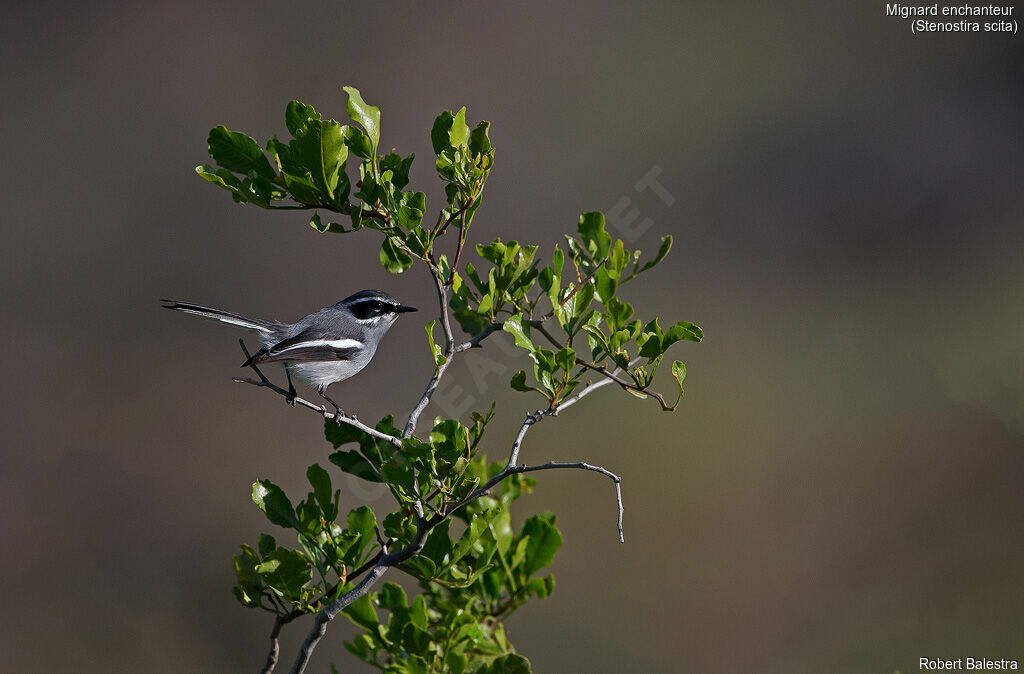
[161,300,277,334]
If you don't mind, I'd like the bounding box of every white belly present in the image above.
[285,357,371,391]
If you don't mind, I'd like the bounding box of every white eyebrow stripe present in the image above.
[272,338,363,353]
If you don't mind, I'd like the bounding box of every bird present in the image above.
[162,289,417,415]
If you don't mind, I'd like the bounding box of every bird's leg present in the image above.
[284,368,297,406]
[318,385,347,422]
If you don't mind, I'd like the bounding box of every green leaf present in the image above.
[470,121,492,156]
[341,125,373,159]
[296,119,346,198]
[519,512,562,577]
[285,100,320,137]
[378,581,408,612]
[637,235,673,274]
[380,236,413,273]
[450,107,470,147]
[409,595,428,631]
[380,453,418,499]
[672,360,686,400]
[257,533,277,558]
[342,592,379,632]
[420,518,452,568]
[450,507,502,566]
[207,125,276,179]
[306,463,333,516]
[486,654,532,673]
[593,267,617,303]
[446,652,469,674]
[425,320,447,366]
[195,164,244,198]
[431,111,455,155]
[554,346,576,373]
[577,212,612,259]
[502,315,534,350]
[329,449,383,482]
[663,320,703,346]
[342,86,380,150]
[255,548,312,601]
[346,506,378,559]
[252,480,298,529]
[402,556,437,581]
[232,545,262,607]
[608,239,628,278]
[309,212,349,234]
[510,371,533,392]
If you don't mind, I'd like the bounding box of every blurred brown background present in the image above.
[2,2,1022,672]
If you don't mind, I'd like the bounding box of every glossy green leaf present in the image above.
[252,480,298,529]
[255,548,311,601]
[510,371,532,392]
[431,111,455,154]
[257,533,277,558]
[486,653,532,673]
[342,592,380,632]
[663,320,703,346]
[409,595,428,631]
[502,315,534,350]
[577,212,612,259]
[470,120,492,156]
[207,125,276,179]
[672,360,686,399]
[450,107,470,147]
[420,518,452,568]
[346,506,378,559]
[637,235,673,274]
[519,512,562,577]
[341,125,373,159]
[232,545,262,607]
[306,463,333,515]
[425,320,447,366]
[296,118,346,198]
[380,236,413,273]
[342,86,380,150]
[554,347,576,373]
[285,100,320,136]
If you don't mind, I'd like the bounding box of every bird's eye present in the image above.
[353,300,391,320]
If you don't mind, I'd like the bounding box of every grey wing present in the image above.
[248,326,363,364]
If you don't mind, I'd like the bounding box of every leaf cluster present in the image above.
[197,87,494,276]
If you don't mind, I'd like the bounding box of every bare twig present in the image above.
[516,461,623,543]
[574,358,677,411]
[448,208,469,282]
[454,321,504,353]
[402,261,455,438]
[261,616,286,674]
[233,339,402,448]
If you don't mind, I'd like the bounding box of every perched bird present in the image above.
[162,289,417,414]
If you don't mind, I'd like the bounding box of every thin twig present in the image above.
[453,321,504,353]
[402,261,455,438]
[515,461,623,543]
[448,208,469,283]
[233,339,402,448]
[261,616,286,674]
[574,358,676,411]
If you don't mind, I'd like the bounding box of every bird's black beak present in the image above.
[396,305,418,313]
